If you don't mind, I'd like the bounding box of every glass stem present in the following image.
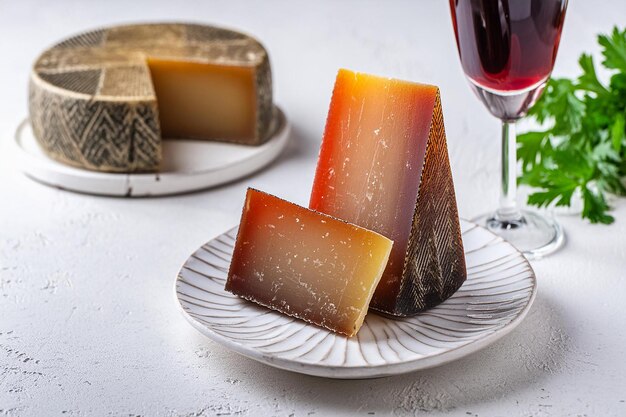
[497,121,522,221]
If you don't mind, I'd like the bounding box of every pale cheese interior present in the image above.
[226,189,394,337]
[146,57,257,140]
[310,69,438,307]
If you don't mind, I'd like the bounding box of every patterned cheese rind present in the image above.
[394,90,467,316]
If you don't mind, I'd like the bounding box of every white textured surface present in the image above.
[1,0,625,416]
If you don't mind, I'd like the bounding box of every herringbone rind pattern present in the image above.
[29,23,273,172]
[29,76,161,172]
[388,90,467,316]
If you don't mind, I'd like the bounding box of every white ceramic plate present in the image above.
[175,219,537,379]
[13,106,290,197]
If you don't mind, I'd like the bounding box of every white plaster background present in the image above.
[1,1,625,416]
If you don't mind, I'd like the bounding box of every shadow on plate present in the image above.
[204,290,570,414]
[164,122,316,198]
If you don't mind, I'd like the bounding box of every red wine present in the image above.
[450,0,567,93]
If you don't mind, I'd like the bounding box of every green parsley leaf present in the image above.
[599,27,626,73]
[611,113,625,151]
[578,54,609,96]
[517,131,550,171]
[582,186,614,224]
[519,26,626,224]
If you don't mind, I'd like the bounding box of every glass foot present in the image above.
[472,209,565,259]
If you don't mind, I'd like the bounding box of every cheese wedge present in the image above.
[310,69,466,316]
[29,23,273,173]
[226,188,393,337]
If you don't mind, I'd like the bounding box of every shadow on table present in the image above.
[167,122,318,197]
[211,291,570,414]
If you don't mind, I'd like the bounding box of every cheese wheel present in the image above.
[29,23,273,172]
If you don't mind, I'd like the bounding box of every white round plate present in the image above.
[13,106,290,197]
[175,219,537,379]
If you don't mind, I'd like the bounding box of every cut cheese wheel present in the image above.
[310,69,466,317]
[225,188,393,337]
[29,23,273,173]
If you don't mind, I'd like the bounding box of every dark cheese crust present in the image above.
[28,75,162,172]
[29,23,273,172]
[370,90,467,316]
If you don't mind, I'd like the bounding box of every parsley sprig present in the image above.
[518,27,626,224]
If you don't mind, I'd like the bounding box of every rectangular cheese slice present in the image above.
[225,188,393,337]
[147,58,257,141]
[310,69,466,316]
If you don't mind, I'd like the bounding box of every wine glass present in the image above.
[449,0,568,258]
